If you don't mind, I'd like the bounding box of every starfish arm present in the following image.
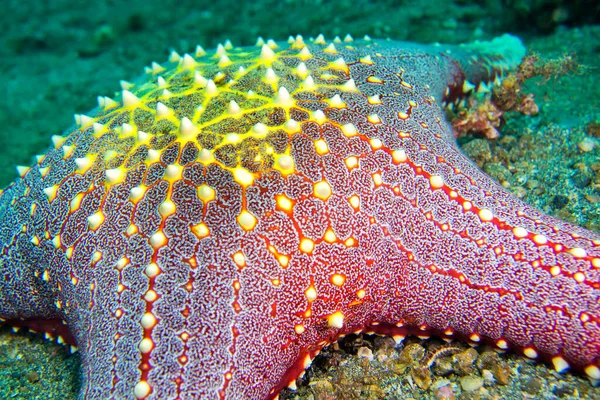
[376,140,600,371]
[0,173,66,323]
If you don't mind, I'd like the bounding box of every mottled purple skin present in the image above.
[0,36,598,399]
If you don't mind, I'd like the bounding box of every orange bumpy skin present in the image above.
[0,34,598,399]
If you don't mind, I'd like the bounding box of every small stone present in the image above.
[481,369,495,385]
[551,194,569,209]
[523,376,543,395]
[490,361,511,385]
[400,343,425,365]
[525,179,540,190]
[572,173,592,189]
[452,348,478,376]
[586,194,600,203]
[477,351,497,369]
[435,384,456,400]
[357,346,374,361]
[460,376,483,392]
[512,172,528,186]
[411,366,432,390]
[477,351,510,385]
[373,335,395,360]
[578,137,597,152]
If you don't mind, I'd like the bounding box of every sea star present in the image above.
[0,33,598,399]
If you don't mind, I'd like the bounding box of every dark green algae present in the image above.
[0,1,599,398]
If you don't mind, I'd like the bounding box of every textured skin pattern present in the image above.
[0,35,598,399]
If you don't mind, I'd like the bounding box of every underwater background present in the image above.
[0,0,599,398]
